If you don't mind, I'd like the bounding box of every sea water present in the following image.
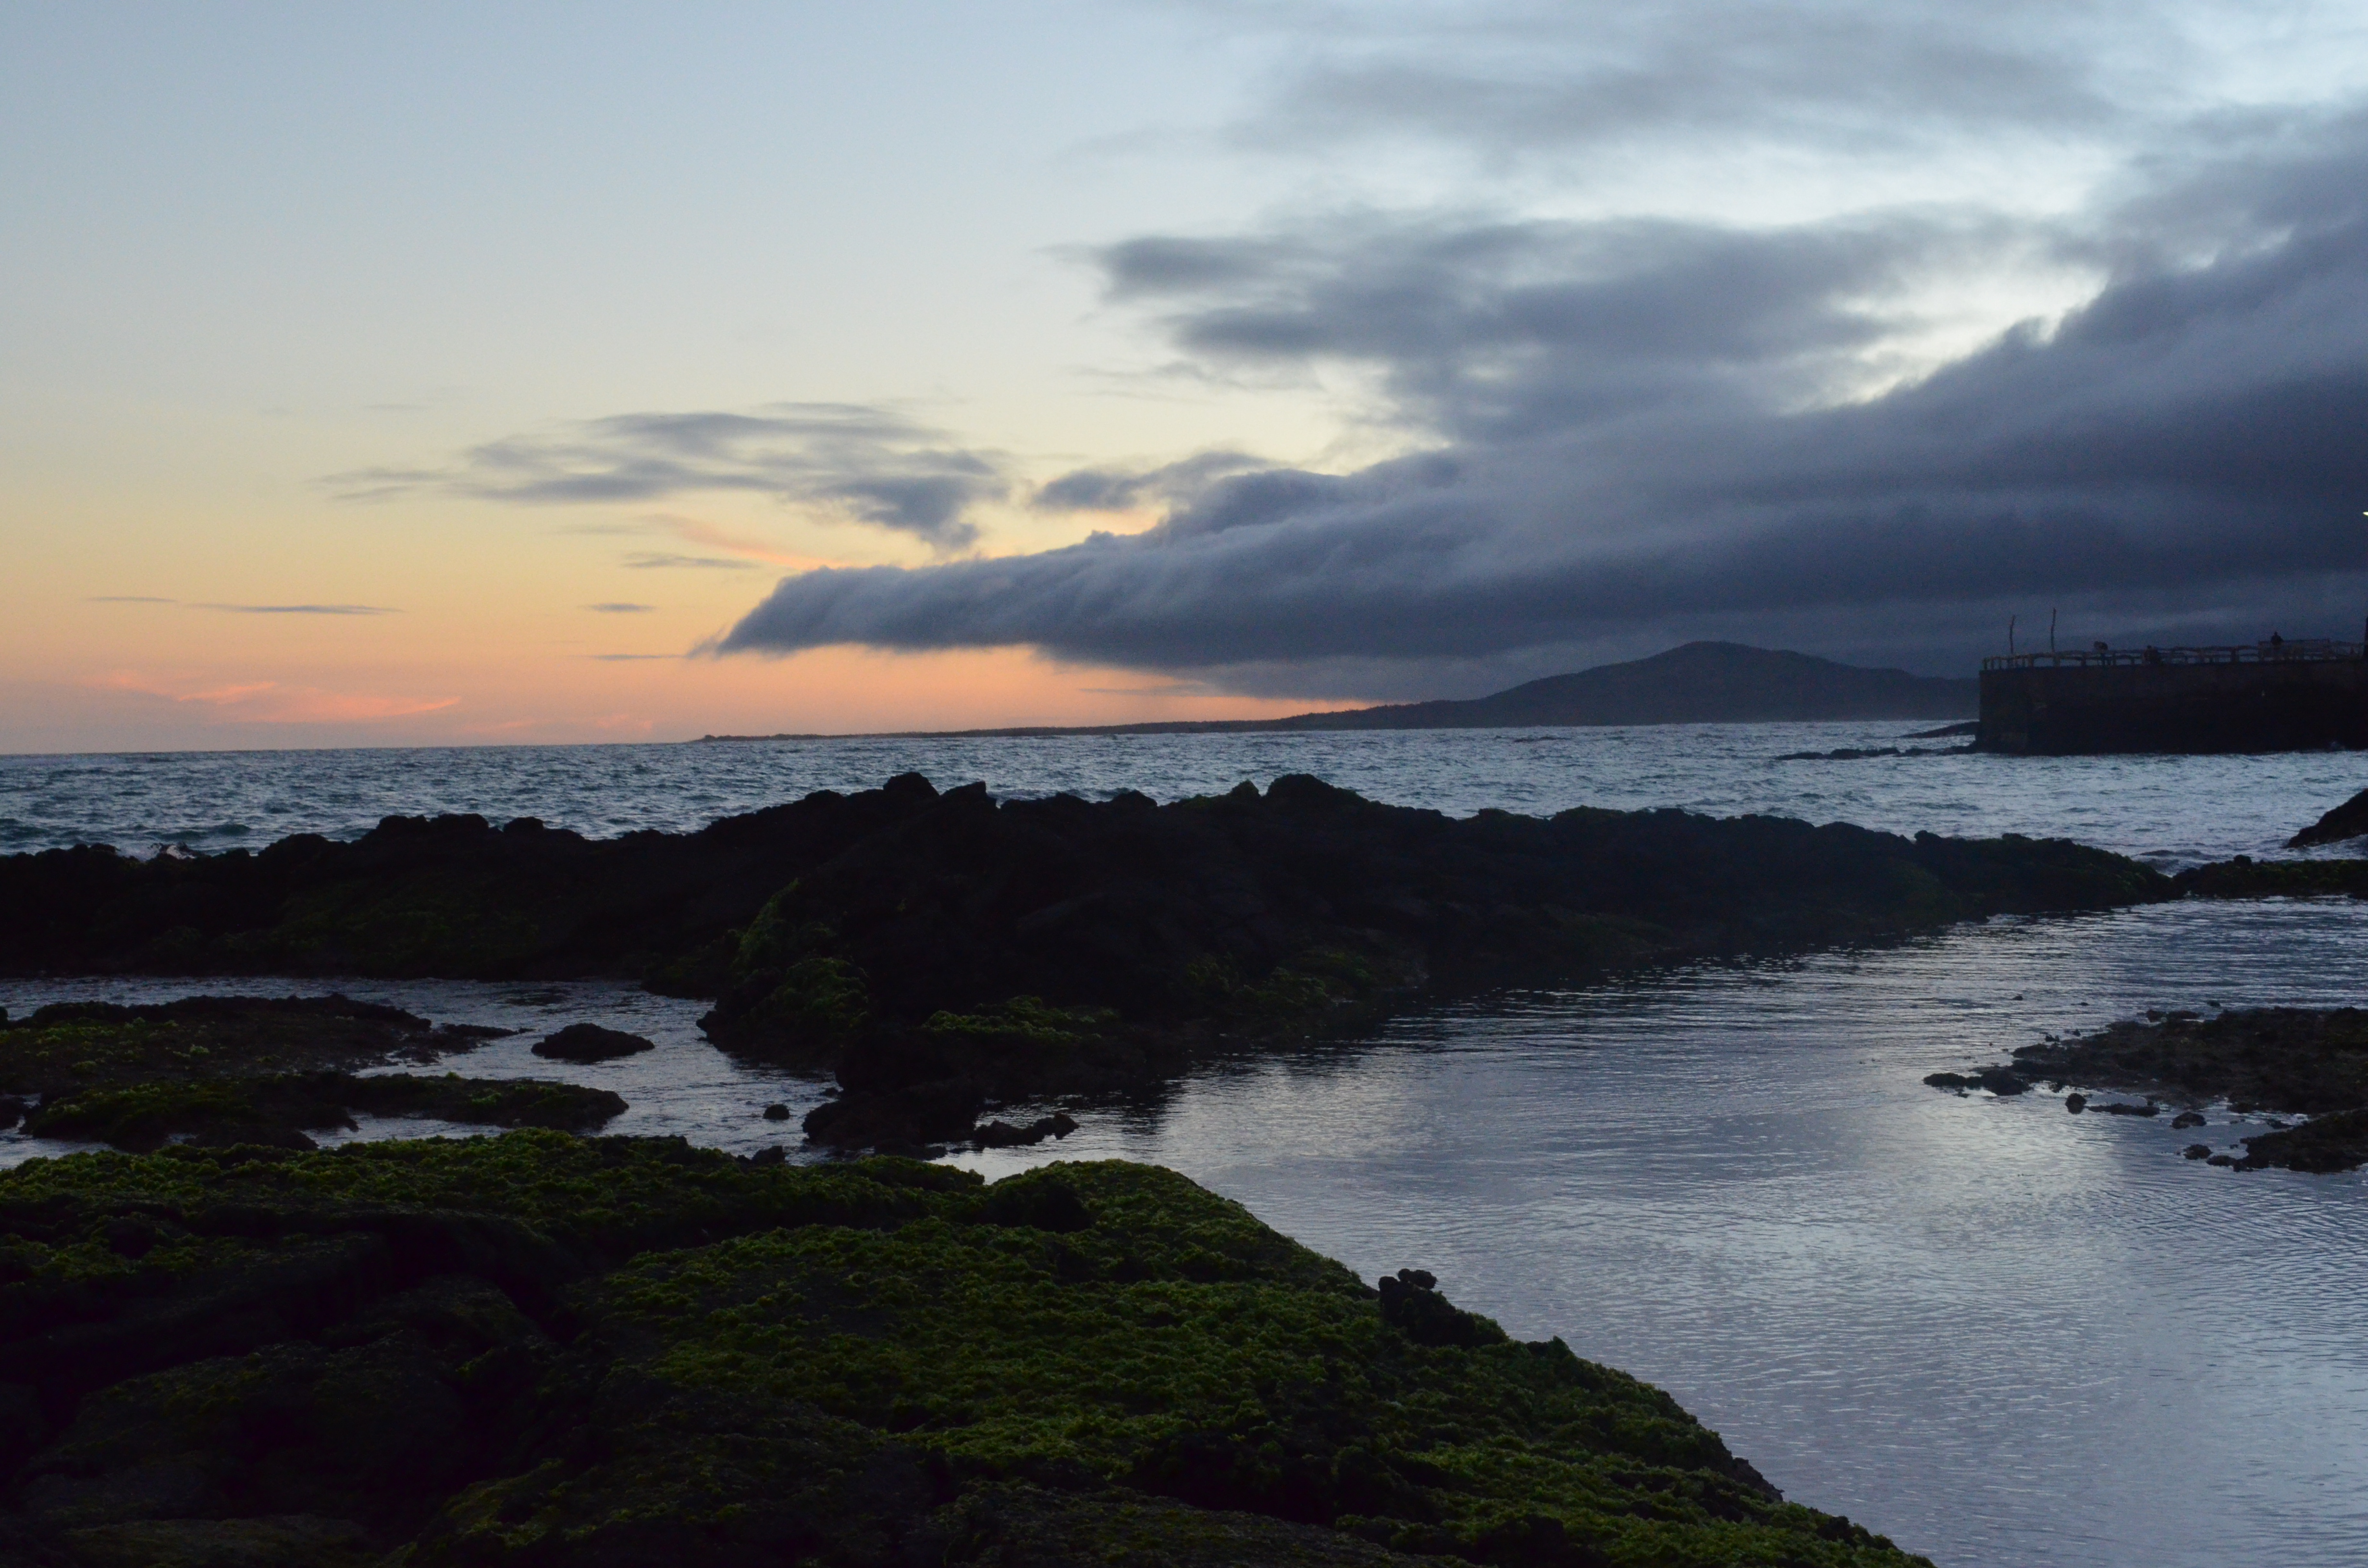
[4,726,2368,1567]
[4,721,2367,866]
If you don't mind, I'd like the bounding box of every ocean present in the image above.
[4,723,2366,1568]
[4,720,2366,866]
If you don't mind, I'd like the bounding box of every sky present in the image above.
[5,1,2366,751]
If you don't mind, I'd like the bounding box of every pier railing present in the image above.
[1983,640,2368,671]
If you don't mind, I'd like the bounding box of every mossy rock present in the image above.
[22,1073,627,1153]
[921,996,1113,1051]
[0,1141,1929,1567]
[0,997,484,1102]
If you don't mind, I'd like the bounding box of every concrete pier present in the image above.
[1978,641,2368,754]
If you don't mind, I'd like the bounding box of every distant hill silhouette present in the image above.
[1263,641,1976,730]
[697,642,1979,742]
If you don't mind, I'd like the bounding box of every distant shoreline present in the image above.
[690,714,1971,742]
[692,641,1976,743]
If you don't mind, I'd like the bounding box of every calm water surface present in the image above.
[5,731,2368,1566]
[4,899,2364,1568]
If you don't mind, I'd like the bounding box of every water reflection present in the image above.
[950,900,2368,1568]
[4,901,2367,1567]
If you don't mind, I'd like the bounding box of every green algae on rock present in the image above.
[0,1134,1932,1567]
[0,996,500,1102]
[0,998,613,1154]
[0,774,2170,1152]
[692,775,2166,1147]
[24,1072,628,1152]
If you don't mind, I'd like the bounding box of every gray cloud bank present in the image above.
[332,404,1006,549]
[719,110,2368,691]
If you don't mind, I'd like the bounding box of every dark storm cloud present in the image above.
[328,404,1007,549]
[718,112,2368,684]
[1098,211,1998,437]
[1034,451,1268,511]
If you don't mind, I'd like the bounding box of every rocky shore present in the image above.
[1,998,622,1155]
[0,1134,1929,1567]
[0,773,2173,1151]
[1924,1006,2368,1172]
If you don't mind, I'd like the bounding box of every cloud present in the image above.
[1035,451,1269,512]
[93,672,456,723]
[330,403,1009,549]
[88,597,398,615]
[585,602,656,613]
[1232,0,2145,163]
[622,553,755,571]
[715,109,2368,688]
[193,602,398,615]
[588,653,678,661]
[647,514,835,568]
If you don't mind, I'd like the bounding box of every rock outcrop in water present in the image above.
[0,775,2174,1150]
[1923,1006,2368,1172]
[0,998,622,1153]
[0,1134,1930,1566]
[701,776,2167,1145]
[2288,786,2368,848]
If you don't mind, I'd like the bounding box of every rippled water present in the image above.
[7,732,2368,1565]
[5,723,2367,866]
[5,900,2366,1568]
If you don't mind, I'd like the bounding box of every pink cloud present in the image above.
[87,671,457,723]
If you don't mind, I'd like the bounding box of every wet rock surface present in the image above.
[1,774,2170,1153]
[2288,786,2368,848]
[697,775,2160,1148]
[2,999,619,1154]
[0,1136,1927,1567]
[530,1023,654,1063]
[1924,1005,2368,1171]
[0,996,498,1102]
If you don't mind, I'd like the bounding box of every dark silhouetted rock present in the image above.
[971,1114,1080,1149]
[2183,1143,2212,1160]
[2230,1107,2368,1173]
[1925,1065,2031,1095]
[2170,1110,2206,1129]
[531,1023,654,1063]
[1377,1269,1504,1350]
[2289,786,2368,847]
[2064,1094,2087,1113]
[4,775,2175,1154]
[2014,1005,2368,1113]
[760,1103,790,1121]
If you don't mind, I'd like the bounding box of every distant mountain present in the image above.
[695,642,1977,742]
[1266,642,1977,730]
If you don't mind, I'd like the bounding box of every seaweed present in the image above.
[0,1139,1930,1566]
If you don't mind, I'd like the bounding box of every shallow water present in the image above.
[0,978,829,1167]
[5,723,2367,867]
[5,899,2366,1567]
